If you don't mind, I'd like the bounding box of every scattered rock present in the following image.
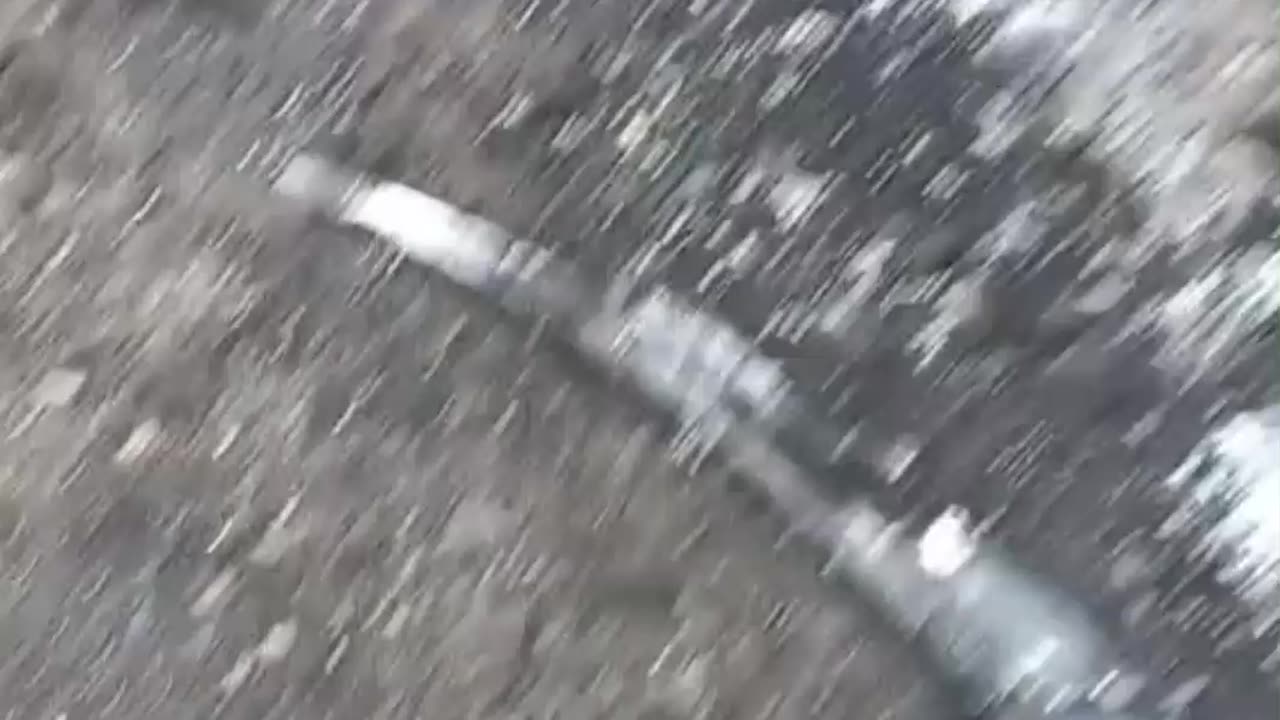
[446,596,535,698]
[878,438,921,484]
[436,496,519,556]
[220,653,256,694]
[648,653,713,717]
[1094,671,1148,711]
[248,526,295,567]
[324,633,350,676]
[674,163,720,200]
[766,170,828,232]
[381,603,412,639]
[123,598,155,646]
[452,598,533,656]
[487,92,535,131]
[257,618,299,664]
[29,367,86,407]
[248,498,305,567]
[1072,273,1132,314]
[212,424,240,459]
[1107,547,1153,590]
[181,623,217,660]
[1159,673,1212,714]
[1122,591,1159,628]
[917,507,977,577]
[774,10,842,57]
[113,418,162,465]
[0,156,52,211]
[191,568,237,617]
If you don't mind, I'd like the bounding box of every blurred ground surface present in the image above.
[0,0,1275,718]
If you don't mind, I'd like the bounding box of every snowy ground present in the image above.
[0,0,1275,717]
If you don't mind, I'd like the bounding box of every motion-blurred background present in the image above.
[0,0,1274,718]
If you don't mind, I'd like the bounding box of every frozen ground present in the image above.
[0,0,1275,718]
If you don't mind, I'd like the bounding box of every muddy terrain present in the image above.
[0,0,1275,718]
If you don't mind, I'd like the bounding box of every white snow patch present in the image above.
[1071,272,1132,314]
[1000,0,1081,41]
[977,199,1049,265]
[760,70,805,110]
[908,273,987,368]
[342,181,508,286]
[819,238,895,335]
[968,90,1033,160]
[936,0,1278,391]
[944,0,1006,24]
[1153,246,1280,379]
[767,171,830,232]
[775,10,843,56]
[617,110,657,156]
[922,163,967,202]
[620,290,789,424]
[1162,407,1280,634]
[941,0,1278,244]
[918,506,978,576]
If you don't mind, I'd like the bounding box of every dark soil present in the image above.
[0,0,1274,718]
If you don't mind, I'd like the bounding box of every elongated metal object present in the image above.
[272,152,1170,720]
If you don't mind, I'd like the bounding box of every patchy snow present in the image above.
[934,0,1278,392]
[767,170,830,233]
[968,90,1033,160]
[917,506,978,577]
[818,238,895,335]
[617,110,657,156]
[1151,246,1280,381]
[908,272,986,369]
[619,289,790,425]
[941,0,1278,244]
[1162,408,1280,635]
[344,180,510,285]
[774,10,843,57]
[275,155,512,287]
[976,199,1049,266]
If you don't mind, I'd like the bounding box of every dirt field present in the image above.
[0,0,1275,718]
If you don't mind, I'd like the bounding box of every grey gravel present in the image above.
[0,0,1274,717]
[257,618,300,664]
[29,367,86,407]
[436,495,520,556]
